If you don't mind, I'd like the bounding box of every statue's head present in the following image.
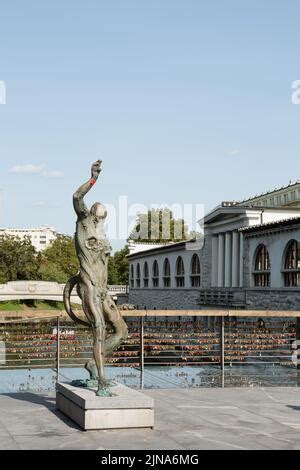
[90,202,107,221]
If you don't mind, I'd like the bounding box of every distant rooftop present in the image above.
[218,180,300,209]
[236,180,300,205]
[239,216,300,234]
[0,226,56,232]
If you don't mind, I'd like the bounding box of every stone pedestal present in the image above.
[56,382,154,431]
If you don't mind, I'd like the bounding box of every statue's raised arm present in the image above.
[73,160,102,218]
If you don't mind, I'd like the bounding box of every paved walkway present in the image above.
[1,387,300,449]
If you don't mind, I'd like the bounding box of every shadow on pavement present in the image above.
[0,392,80,430]
[287,405,300,411]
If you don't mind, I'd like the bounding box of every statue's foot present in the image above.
[96,379,116,397]
[96,387,116,397]
[95,379,117,397]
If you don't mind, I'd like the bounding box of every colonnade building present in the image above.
[128,181,300,310]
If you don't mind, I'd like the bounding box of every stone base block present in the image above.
[56,382,154,431]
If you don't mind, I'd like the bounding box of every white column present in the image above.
[239,232,244,287]
[217,234,225,287]
[231,231,239,287]
[211,236,218,287]
[224,232,232,287]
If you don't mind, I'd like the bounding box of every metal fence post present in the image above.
[140,314,144,389]
[296,317,300,386]
[220,315,225,388]
[56,315,60,383]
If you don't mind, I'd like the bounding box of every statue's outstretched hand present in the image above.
[91,160,102,180]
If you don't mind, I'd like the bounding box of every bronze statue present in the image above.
[63,160,128,396]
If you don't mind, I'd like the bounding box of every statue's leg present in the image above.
[77,283,99,380]
[92,322,105,385]
[84,359,98,380]
[103,294,128,356]
[92,321,115,396]
[80,284,116,396]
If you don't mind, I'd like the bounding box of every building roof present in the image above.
[201,201,300,227]
[239,216,300,234]
[127,239,196,259]
[236,180,300,206]
[205,181,300,211]
[202,205,262,225]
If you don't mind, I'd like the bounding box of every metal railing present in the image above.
[0,310,299,389]
[108,285,129,294]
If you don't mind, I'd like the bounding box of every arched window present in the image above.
[176,256,185,287]
[163,258,171,287]
[283,240,300,287]
[152,260,159,287]
[143,262,149,288]
[130,264,134,288]
[253,244,270,287]
[190,254,201,287]
[136,263,141,288]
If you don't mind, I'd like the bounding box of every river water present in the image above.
[0,364,298,394]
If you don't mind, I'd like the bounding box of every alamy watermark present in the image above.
[291,80,300,104]
[0,80,6,104]
[101,197,205,249]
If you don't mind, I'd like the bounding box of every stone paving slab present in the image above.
[1,387,300,449]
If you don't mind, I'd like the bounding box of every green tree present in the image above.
[108,256,118,285]
[38,261,70,283]
[38,235,79,282]
[0,235,39,282]
[108,245,129,285]
[129,208,189,242]
[112,245,129,284]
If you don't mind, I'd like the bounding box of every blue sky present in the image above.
[0,0,300,249]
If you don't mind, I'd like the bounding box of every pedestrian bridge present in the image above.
[0,281,128,304]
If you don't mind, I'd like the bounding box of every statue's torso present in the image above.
[75,214,110,289]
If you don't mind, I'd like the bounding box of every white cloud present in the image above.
[9,164,45,174]
[228,149,239,156]
[9,164,64,178]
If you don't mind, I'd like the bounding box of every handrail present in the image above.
[0,313,64,324]
[120,309,300,317]
[0,308,299,323]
